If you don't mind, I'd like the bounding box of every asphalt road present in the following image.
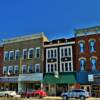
[0,97,100,100]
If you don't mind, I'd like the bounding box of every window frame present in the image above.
[28,48,34,59]
[4,51,9,61]
[22,49,27,59]
[35,64,40,73]
[15,50,20,60]
[35,47,40,58]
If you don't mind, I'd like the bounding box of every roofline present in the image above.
[44,41,75,48]
[2,32,48,44]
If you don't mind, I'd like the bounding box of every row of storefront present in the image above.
[0,71,99,97]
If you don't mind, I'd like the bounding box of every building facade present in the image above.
[75,26,100,97]
[0,33,48,93]
[43,38,77,96]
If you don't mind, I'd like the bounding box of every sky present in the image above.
[0,0,100,40]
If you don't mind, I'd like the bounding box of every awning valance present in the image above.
[43,72,76,84]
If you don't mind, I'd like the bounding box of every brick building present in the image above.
[75,26,100,97]
[43,38,77,96]
[0,33,48,93]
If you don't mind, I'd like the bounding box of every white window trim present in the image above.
[35,47,40,58]
[8,66,13,74]
[46,63,58,73]
[28,64,33,72]
[46,48,58,59]
[28,48,34,59]
[60,46,72,58]
[4,51,9,61]
[60,61,73,72]
[3,66,7,74]
[35,64,40,73]
[14,65,18,74]
[60,46,73,72]
[22,49,27,59]
[9,51,14,60]
[15,50,19,60]
[22,65,27,73]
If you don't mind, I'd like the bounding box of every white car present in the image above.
[0,90,17,97]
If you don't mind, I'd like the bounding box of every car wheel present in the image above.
[35,94,41,99]
[63,96,68,100]
[5,94,9,97]
[80,96,85,100]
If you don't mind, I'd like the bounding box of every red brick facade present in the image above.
[75,34,100,71]
[0,47,3,76]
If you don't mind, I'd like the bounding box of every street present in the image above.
[0,97,100,100]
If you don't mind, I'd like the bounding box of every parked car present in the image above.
[21,89,35,98]
[21,89,47,98]
[34,89,47,98]
[61,89,89,100]
[0,90,17,97]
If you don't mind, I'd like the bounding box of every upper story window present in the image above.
[79,42,85,53]
[28,48,34,59]
[46,63,58,73]
[15,50,20,60]
[4,51,9,61]
[22,65,27,74]
[35,47,40,58]
[79,58,86,71]
[35,64,40,73]
[60,62,73,72]
[89,40,96,53]
[9,51,14,60]
[23,49,27,59]
[14,65,18,74]
[3,66,8,74]
[28,64,33,73]
[47,48,57,59]
[60,46,72,57]
[91,58,97,70]
[8,66,13,74]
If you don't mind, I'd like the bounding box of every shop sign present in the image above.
[0,77,18,83]
[88,74,94,82]
[18,73,43,81]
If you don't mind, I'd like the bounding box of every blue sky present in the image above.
[0,0,100,40]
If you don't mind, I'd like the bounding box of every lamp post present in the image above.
[54,71,59,96]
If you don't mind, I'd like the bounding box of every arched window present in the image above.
[91,58,96,70]
[89,40,95,52]
[80,59,86,71]
[79,42,85,53]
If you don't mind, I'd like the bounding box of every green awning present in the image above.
[43,72,76,84]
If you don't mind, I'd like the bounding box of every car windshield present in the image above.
[27,89,35,92]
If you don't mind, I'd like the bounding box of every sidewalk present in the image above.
[43,96,62,100]
[43,96,100,100]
